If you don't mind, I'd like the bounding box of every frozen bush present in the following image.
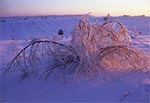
[58,29,64,35]
[71,17,149,78]
[24,17,28,20]
[104,14,110,21]
[6,17,150,81]
[1,20,6,22]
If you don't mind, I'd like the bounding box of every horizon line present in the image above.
[0,13,149,18]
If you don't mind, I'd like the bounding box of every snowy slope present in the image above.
[0,15,150,103]
[0,16,81,40]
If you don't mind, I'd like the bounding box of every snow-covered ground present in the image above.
[0,15,150,103]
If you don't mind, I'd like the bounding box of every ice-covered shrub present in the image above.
[58,29,64,35]
[24,17,28,20]
[71,17,149,78]
[1,19,6,22]
[103,14,110,21]
[5,17,149,81]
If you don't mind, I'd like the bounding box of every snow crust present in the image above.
[0,15,150,102]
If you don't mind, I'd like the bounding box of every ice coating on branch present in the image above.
[71,17,149,76]
[6,17,150,80]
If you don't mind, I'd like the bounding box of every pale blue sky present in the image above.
[0,0,150,17]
